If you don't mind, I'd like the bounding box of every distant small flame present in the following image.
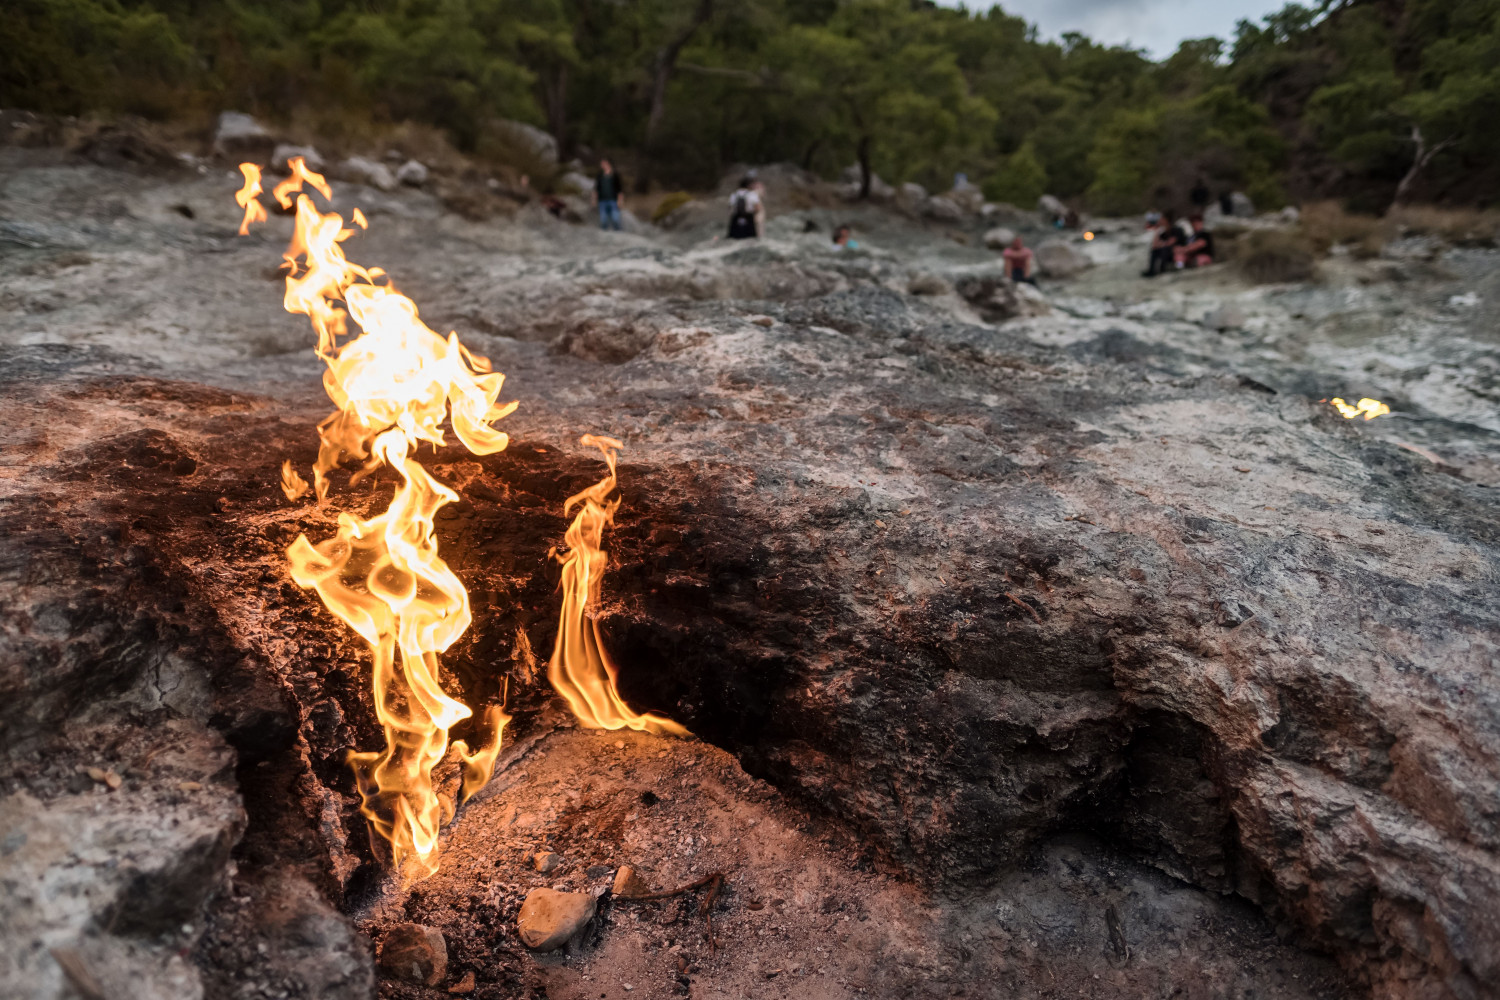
[1329,397,1391,421]
[1083,231,1095,240]
[548,436,688,736]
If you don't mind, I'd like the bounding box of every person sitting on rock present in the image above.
[1143,211,1181,277]
[592,159,624,231]
[1002,236,1036,285]
[831,225,860,250]
[1174,216,1214,269]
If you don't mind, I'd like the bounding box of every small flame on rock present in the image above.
[235,164,266,235]
[238,157,515,879]
[548,436,687,736]
[1329,397,1391,421]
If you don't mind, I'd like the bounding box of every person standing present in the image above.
[592,159,624,231]
[727,174,761,239]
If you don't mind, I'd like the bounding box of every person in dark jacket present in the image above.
[592,159,624,231]
[727,174,761,239]
[1143,210,1180,277]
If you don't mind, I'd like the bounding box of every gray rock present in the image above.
[517,889,596,951]
[557,171,592,196]
[377,923,446,986]
[335,156,397,193]
[1231,191,1256,217]
[898,181,928,203]
[269,144,324,174]
[923,196,963,222]
[1037,193,1067,218]
[1202,303,1248,330]
[907,273,951,296]
[955,273,1050,321]
[984,227,1017,250]
[395,159,429,187]
[211,112,273,161]
[1034,238,1093,278]
[489,119,559,174]
[947,184,985,213]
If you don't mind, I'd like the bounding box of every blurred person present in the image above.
[727,174,761,239]
[1190,177,1211,212]
[832,224,860,250]
[592,158,624,231]
[1143,211,1181,277]
[1174,216,1215,269]
[1002,236,1036,285]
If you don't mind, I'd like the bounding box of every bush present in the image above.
[651,190,694,224]
[982,141,1047,207]
[1298,201,1386,257]
[1238,228,1317,284]
[1386,205,1500,246]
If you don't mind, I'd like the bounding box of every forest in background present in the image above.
[3,0,1498,214]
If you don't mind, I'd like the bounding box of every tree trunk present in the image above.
[640,0,715,189]
[1392,125,1457,208]
[857,135,872,200]
[544,65,569,158]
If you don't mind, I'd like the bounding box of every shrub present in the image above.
[1386,205,1500,246]
[1238,228,1317,284]
[982,141,1047,207]
[1299,201,1385,256]
[651,191,694,224]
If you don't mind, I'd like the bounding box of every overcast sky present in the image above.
[967,0,1291,59]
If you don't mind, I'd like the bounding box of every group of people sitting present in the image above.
[1143,210,1214,277]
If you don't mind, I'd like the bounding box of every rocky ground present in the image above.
[1,137,1496,1000]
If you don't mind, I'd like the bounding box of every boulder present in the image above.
[898,182,928,203]
[1037,193,1067,219]
[489,119,559,173]
[211,112,273,162]
[907,273,951,296]
[923,196,964,222]
[984,227,1017,250]
[395,159,429,187]
[1034,239,1093,278]
[955,273,1050,321]
[1230,191,1256,218]
[557,171,592,196]
[1279,205,1300,224]
[269,144,324,174]
[377,924,447,986]
[948,185,985,213]
[335,156,397,193]
[1202,303,1248,330]
[516,889,596,951]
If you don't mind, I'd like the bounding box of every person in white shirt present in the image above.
[727,174,762,239]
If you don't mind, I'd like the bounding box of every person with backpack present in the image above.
[1142,210,1181,277]
[727,174,761,239]
[592,159,624,231]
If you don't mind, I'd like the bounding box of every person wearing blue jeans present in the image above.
[593,159,624,231]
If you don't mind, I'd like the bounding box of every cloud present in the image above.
[976,0,1286,58]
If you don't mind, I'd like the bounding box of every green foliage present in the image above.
[4,0,1497,207]
[982,141,1046,206]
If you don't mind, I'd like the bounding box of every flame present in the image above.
[1084,231,1095,240]
[548,436,687,736]
[1330,397,1391,421]
[235,163,266,235]
[238,159,515,878]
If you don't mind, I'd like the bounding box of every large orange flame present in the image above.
[238,158,512,878]
[548,436,687,736]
